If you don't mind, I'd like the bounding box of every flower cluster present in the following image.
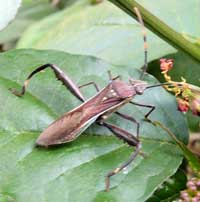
[160,58,200,116]
[160,58,174,73]
[180,178,200,202]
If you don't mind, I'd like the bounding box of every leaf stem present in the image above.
[153,121,200,172]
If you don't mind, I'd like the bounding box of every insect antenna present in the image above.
[134,7,148,80]
[146,82,172,89]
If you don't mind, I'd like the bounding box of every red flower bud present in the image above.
[160,58,174,73]
[177,98,189,112]
[190,97,200,116]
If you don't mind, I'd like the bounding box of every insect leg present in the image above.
[129,101,155,119]
[115,111,140,139]
[107,70,121,81]
[9,63,85,102]
[78,81,100,92]
[97,121,141,191]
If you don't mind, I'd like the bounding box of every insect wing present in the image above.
[36,109,98,146]
[36,83,125,147]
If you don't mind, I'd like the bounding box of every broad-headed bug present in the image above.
[10,8,169,191]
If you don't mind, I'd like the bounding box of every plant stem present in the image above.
[109,0,200,63]
[154,121,200,172]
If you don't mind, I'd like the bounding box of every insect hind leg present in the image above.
[97,121,141,191]
[105,143,141,191]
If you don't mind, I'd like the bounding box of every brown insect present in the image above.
[10,8,168,191]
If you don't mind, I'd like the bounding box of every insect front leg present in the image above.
[97,120,141,191]
[79,71,120,93]
[78,81,100,92]
[129,101,155,119]
[107,70,121,82]
[9,63,85,102]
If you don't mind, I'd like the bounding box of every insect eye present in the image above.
[136,90,143,95]
[136,86,145,95]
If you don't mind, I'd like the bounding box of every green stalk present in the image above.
[108,0,200,63]
[154,121,200,172]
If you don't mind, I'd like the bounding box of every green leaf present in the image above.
[0,0,21,31]
[154,121,200,171]
[0,49,188,202]
[0,0,58,44]
[147,169,187,202]
[16,0,175,66]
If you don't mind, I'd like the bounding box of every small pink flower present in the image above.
[177,98,189,112]
[160,58,174,73]
[190,96,200,116]
[159,58,200,117]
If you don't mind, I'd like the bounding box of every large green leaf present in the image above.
[147,169,187,202]
[0,0,21,31]
[16,0,175,66]
[0,49,188,202]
